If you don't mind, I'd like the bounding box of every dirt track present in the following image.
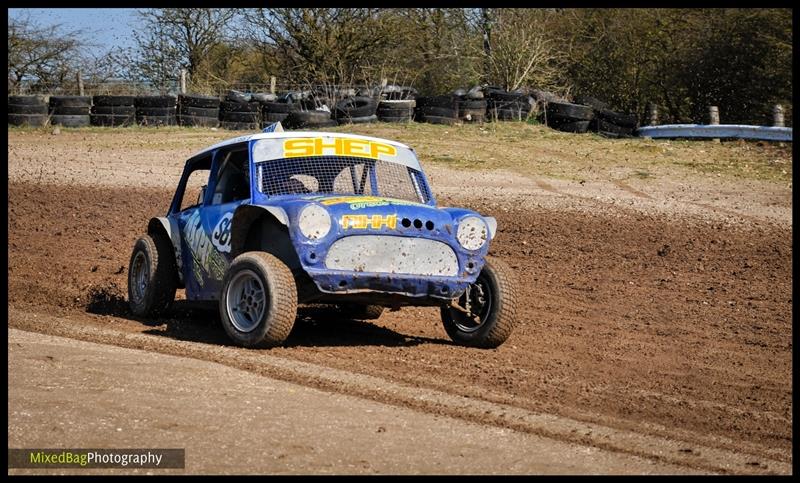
[7,129,793,474]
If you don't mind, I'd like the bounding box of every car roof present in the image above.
[189,131,414,160]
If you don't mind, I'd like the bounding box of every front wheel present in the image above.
[219,252,297,348]
[441,257,517,348]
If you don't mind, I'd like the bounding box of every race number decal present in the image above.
[212,213,233,253]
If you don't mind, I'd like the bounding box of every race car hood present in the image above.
[269,194,495,294]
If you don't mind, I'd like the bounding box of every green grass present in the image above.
[8,121,793,182]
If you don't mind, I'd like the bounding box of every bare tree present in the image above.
[480,9,568,92]
[240,8,392,87]
[7,15,85,93]
[117,8,237,93]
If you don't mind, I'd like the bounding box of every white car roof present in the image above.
[191,130,414,159]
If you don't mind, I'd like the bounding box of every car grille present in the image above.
[325,235,458,276]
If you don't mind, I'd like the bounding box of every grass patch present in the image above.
[8,122,792,182]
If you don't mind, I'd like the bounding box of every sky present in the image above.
[9,8,140,56]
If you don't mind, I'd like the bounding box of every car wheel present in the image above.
[219,252,297,348]
[441,257,517,348]
[128,234,178,316]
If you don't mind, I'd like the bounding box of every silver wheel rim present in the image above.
[226,269,267,333]
[131,251,149,303]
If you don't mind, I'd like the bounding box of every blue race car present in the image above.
[128,124,517,348]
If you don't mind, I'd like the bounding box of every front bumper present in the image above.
[304,268,473,300]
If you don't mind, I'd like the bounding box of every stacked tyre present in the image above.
[260,100,295,127]
[589,109,638,138]
[8,96,48,127]
[414,96,459,125]
[49,96,91,127]
[458,98,487,123]
[91,96,135,127]
[177,94,219,127]
[219,100,260,130]
[333,96,378,125]
[486,91,531,122]
[543,101,594,133]
[135,96,177,126]
[376,100,415,122]
[282,110,337,129]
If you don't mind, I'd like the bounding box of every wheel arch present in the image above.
[147,216,184,286]
[230,205,290,257]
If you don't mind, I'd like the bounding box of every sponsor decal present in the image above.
[283,137,397,160]
[341,214,397,230]
[211,212,233,253]
[183,211,228,285]
[316,196,422,210]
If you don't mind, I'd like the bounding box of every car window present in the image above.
[212,149,250,205]
[180,168,210,211]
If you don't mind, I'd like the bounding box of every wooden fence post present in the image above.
[77,71,84,96]
[772,104,784,127]
[270,76,276,95]
[708,106,720,125]
[708,106,720,142]
[647,103,658,126]
[180,69,187,94]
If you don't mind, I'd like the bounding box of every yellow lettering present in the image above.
[341,214,397,230]
[284,139,315,157]
[343,139,370,157]
[284,137,398,160]
[370,214,397,229]
[314,137,341,154]
[371,142,396,159]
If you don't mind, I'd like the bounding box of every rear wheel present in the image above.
[128,234,178,316]
[219,252,297,348]
[441,257,517,348]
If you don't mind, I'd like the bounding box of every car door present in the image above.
[191,144,253,298]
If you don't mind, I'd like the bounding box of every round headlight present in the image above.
[456,216,488,251]
[298,204,331,240]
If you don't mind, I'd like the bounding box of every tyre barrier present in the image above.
[49,96,91,127]
[376,100,415,122]
[333,96,377,123]
[134,96,177,126]
[336,114,378,125]
[486,91,530,122]
[178,94,220,127]
[219,100,260,130]
[457,98,487,123]
[8,89,646,137]
[543,101,594,133]
[8,96,48,126]
[414,96,459,125]
[283,110,335,129]
[91,96,135,127]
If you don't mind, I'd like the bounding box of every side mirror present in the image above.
[197,185,207,205]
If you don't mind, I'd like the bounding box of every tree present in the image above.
[481,9,569,92]
[240,8,393,87]
[7,15,85,93]
[120,8,238,93]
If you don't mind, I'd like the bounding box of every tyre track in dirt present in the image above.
[7,180,792,473]
[7,129,793,473]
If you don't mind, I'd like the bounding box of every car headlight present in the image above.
[297,204,331,240]
[456,216,488,250]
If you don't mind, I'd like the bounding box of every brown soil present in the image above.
[7,128,793,474]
